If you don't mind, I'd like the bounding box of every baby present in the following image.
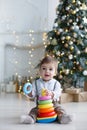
[20,55,72,124]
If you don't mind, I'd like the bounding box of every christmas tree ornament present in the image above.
[64,43,68,48]
[69,54,73,60]
[66,6,70,11]
[61,36,65,40]
[59,28,63,32]
[79,25,83,29]
[69,19,73,23]
[85,47,87,53]
[70,70,73,74]
[70,26,74,30]
[65,69,70,75]
[73,33,77,38]
[56,51,60,56]
[62,40,64,44]
[76,8,79,12]
[78,66,83,71]
[56,31,60,35]
[70,46,74,51]
[65,29,68,32]
[83,70,87,76]
[83,17,87,23]
[77,50,81,55]
[49,37,52,40]
[62,15,66,20]
[81,3,87,10]
[76,18,79,22]
[69,41,73,45]
[77,1,81,5]
[66,36,71,40]
[72,0,76,4]
[72,10,76,14]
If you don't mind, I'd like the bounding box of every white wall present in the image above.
[0,0,48,32]
[48,0,59,30]
[0,0,59,83]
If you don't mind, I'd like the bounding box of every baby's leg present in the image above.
[20,114,35,124]
[54,103,72,124]
[20,107,38,124]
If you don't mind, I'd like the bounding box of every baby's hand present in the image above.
[45,89,54,98]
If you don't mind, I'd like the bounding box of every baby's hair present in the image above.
[39,55,58,74]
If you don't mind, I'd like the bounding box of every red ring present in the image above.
[38,111,56,118]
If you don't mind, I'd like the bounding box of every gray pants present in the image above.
[29,101,66,123]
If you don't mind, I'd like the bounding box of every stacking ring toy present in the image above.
[37,114,57,123]
[38,99,52,105]
[38,111,56,117]
[38,103,53,109]
[23,82,32,94]
[39,96,51,101]
[38,107,54,113]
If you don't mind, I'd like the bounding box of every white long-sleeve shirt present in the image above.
[32,78,62,101]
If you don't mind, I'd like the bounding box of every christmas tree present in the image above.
[46,0,87,88]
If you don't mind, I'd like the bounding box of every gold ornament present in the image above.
[70,46,74,51]
[73,67,76,70]
[62,41,64,44]
[66,36,71,40]
[54,30,57,33]
[72,0,76,3]
[60,70,63,74]
[78,66,83,71]
[72,10,76,14]
[64,43,68,48]
[56,31,60,35]
[74,61,76,64]
[65,29,68,32]
[70,70,73,74]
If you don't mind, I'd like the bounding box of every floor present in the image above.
[0,92,87,130]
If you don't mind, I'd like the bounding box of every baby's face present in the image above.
[40,63,56,81]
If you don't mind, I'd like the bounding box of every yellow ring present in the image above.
[38,103,53,109]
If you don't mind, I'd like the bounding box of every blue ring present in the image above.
[23,83,32,94]
[37,117,57,123]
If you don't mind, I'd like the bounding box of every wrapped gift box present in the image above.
[65,87,82,94]
[84,81,87,91]
[74,92,87,102]
[59,93,73,104]
[6,83,16,92]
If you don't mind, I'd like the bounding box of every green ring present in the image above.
[38,99,52,105]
